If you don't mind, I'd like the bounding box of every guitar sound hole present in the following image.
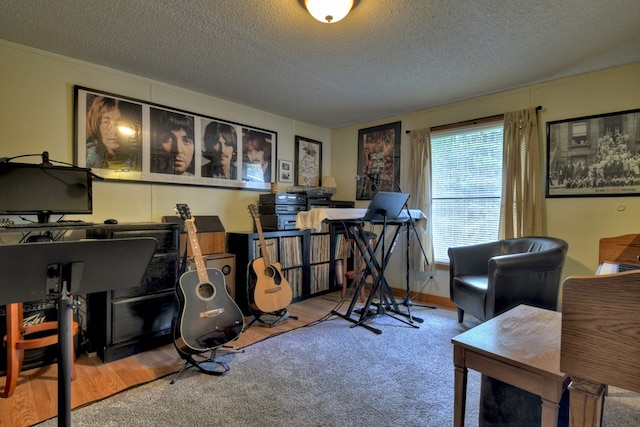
[197,282,215,300]
[264,266,281,285]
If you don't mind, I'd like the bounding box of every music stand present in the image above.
[361,191,410,222]
[0,238,158,427]
[370,181,435,316]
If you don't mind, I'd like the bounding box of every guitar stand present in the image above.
[246,308,297,328]
[170,346,244,384]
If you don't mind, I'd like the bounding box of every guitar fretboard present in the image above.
[185,219,209,284]
[249,204,272,269]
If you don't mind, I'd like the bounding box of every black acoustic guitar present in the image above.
[173,204,244,355]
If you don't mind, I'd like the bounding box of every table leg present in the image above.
[568,378,606,427]
[453,346,468,427]
[540,376,568,427]
[540,398,559,427]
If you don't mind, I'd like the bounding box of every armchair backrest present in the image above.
[500,236,568,255]
[488,237,568,317]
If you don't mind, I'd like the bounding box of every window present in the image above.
[431,119,503,263]
[571,122,587,145]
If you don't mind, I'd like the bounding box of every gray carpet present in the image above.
[37,305,639,426]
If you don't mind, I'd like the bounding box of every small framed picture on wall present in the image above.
[278,159,293,182]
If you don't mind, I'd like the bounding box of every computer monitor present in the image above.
[0,162,93,223]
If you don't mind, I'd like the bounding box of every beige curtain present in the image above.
[408,129,436,274]
[499,108,542,238]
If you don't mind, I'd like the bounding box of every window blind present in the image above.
[431,120,503,262]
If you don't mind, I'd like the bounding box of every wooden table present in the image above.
[452,305,569,427]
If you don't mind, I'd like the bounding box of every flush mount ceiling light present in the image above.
[302,0,358,24]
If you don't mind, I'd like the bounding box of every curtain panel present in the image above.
[499,107,542,238]
[409,129,436,275]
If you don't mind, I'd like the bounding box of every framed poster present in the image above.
[74,86,277,191]
[546,109,640,197]
[356,121,402,200]
[294,136,322,186]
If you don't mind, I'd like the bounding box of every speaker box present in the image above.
[163,215,226,255]
[187,253,236,301]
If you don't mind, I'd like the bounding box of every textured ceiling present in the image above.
[1,0,639,129]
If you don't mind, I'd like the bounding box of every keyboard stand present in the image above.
[332,219,421,334]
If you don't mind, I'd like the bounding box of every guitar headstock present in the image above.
[248,204,259,220]
[175,204,192,221]
[175,204,197,233]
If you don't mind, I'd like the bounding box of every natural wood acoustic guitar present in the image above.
[247,204,293,313]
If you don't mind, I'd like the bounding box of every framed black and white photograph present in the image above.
[278,159,293,183]
[546,109,640,198]
[356,121,402,200]
[74,86,277,191]
[294,136,322,187]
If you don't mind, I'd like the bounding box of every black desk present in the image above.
[0,221,97,243]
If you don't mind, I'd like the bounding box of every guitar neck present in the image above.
[254,216,272,268]
[185,219,209,283]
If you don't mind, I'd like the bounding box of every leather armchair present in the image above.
[448,236,568,323]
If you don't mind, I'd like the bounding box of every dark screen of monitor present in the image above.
[0,162,93,219]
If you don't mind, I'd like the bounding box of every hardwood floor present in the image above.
[0,293,344,427]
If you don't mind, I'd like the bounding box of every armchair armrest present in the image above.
[448,240,504,276]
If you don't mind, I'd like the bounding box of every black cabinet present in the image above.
[228,200,354,315]
[309,200,354,295]
[86,223,179,362]
[228,230,310,314]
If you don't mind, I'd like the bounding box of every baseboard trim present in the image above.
[389,287,456,310]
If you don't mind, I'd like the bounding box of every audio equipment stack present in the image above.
[257,193,307,230]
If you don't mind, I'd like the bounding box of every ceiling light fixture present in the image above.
[303,0,357,24]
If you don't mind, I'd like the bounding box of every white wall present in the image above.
[332,62,640,299]
[2,39,639,301]
[0,40,331,232]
